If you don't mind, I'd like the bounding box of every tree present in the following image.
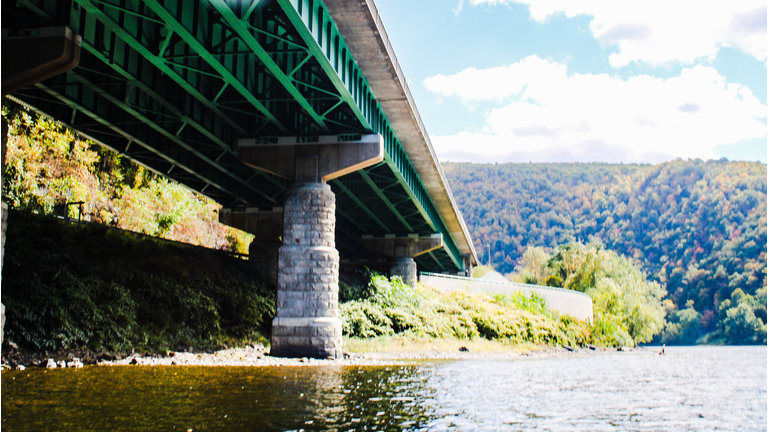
[514,241,667,346]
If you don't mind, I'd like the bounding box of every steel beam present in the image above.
[63,70,280,204]
[331,179,388,232]
[275,0,370,131]
[358,169,413,231]
[138,0,289,134]
[210,0,331,133]
[74,0,286,134]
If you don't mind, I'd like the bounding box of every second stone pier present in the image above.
[270,183,342,359]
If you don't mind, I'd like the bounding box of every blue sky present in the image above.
[373,0,767,164]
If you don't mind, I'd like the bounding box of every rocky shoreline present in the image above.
[1,343,639,370]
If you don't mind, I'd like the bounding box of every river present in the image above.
[2,346,765,431]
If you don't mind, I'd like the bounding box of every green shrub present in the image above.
[339,273,595,346]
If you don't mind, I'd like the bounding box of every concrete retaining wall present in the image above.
[420,273,593,323]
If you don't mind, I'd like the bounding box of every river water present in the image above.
[2,346,765,431]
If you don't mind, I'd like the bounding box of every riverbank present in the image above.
[2,336,634,370]
[1,210,632,368]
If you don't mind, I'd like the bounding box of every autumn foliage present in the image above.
[2,107,252,253]
[444,161,767,344]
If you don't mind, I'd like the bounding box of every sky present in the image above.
[373,0,767,164]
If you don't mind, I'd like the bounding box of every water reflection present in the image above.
[2,347,765,431]
[2,363,436,431]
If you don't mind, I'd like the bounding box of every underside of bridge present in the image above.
[2,0,478,357]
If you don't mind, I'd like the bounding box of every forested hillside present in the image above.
[443,160,767,343]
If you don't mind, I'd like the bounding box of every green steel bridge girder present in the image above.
[274,0,463,268]
[3,0,466,272]
[73,0,287,134]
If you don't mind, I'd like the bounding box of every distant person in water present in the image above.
[659,344,665,355]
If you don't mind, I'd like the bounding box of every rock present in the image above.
[46,359,57,369]
[56,360,66,368]
[8,341,18,351]
[299,357,308,363]
[458,346,469,352]
[129,357,138,365]
[15,364,25,371]
[66,361,83,369]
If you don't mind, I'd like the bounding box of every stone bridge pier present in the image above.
[232,134,383,358]
[360,234,443,286]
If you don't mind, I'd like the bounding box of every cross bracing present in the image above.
[3,0,472,272]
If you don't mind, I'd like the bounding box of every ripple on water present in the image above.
[419,346,766,431]
[1,346,765,431]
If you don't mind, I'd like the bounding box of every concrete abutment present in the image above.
[248,241,281,280]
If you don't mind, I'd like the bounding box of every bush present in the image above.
[340,274,594,346]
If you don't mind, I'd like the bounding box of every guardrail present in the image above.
[419,272,593,299]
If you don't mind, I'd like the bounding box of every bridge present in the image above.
[2,0,478,357]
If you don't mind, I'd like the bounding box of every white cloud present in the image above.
[470,0,767,67]
[453,0,464,16]
[425,56,767,163]
[424,56,566,101]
